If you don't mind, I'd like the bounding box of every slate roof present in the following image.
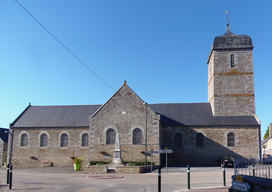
[11,105,102,127]
[149,103,259,126]
[11,103,259,128]
[207,24,253,64]
[0,128,9,143]
[212,26,253,50]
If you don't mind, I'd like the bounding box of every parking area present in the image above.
[0,166,233,192]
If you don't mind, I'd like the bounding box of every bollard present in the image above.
[6,163,10,185]
[223,163,226,186]
[253,163,255,177]
[9,165,12,190]
[158,168,161,192]
[187,165,190,189]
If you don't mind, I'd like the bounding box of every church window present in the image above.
[40,134,48,147]
[196,133,204,147]
[133,128,142,145]
[106,129,116,145]
[21,133,28,147]
[60,133,68,147]
[231,54,235,68]
[82,133,88,147]
[174,133,182,147]
[227,132,235,147]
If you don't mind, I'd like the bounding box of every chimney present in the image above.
[269,123,272,138]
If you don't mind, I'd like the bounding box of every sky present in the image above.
[1,0,272,139]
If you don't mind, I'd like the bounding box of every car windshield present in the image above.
[224,156,233,160]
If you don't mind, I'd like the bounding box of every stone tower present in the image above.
[207,23,255,116]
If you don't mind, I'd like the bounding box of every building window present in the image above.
[21,133,28,147]
[231,54,235,68]
[40,134,48,147]
[174,133,182,147]
[227,132,235,147]
[106,129,116,145]
[82,133,88,147]
[133,128,142,145]
[60,133,68,147]
[196,133,204,147]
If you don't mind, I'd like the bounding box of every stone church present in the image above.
[8,24,261,167]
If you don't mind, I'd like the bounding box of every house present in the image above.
[262,123,272,158]
[8,24,261,167]
[0,127,9,166]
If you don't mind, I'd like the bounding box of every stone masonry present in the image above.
[11,127,89,167]
[162,125,259,165]
[208,50,255,116]
[89,84,161,165]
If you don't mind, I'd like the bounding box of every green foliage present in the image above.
[89,161,109,165]
[123,161,154,166]
[73,158,83,164]
[2,151,7,165]
[264,126,269,140]
[126,163,135,166]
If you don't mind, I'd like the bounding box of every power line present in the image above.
[14,0,115,92]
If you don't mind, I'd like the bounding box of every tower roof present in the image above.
[207,23,253,63]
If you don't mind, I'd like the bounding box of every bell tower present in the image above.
[207,23,255,116]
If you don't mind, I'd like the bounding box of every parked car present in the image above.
[217,156,234,167]
[263,157,272,164]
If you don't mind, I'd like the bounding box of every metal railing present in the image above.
[234,158,272,179]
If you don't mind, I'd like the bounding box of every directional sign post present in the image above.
[145,151,159,172]
[160,149,173,172]
[232,181,250,192]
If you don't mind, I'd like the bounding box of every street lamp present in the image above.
[143,102,147,169]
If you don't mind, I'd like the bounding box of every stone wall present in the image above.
[162,125,259,165]
[0,140,4,165]
[11,127,89,167]
[208,50,255,116]
[89,84,161,165]
[83,165,108,174]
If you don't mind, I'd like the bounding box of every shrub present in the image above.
[73,158,83,164]
[126,163,135,166]
[89,161,109,165]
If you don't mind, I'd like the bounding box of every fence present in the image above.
[234,158,272,179]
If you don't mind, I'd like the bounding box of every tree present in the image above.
[263,126,269,140]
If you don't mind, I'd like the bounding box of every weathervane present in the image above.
[225,11,229,26]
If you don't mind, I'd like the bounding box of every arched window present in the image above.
[61,133,68,147]
[196,133,204,147]
[106,129,116,145]
[82,133,88,147]
[227,132,235,147]
[133,128,142,145]
[174,133,182,147]
[40,134,48,147]
[21,133,28,147]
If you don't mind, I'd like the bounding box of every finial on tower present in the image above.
[123,80,127,85]
[225,11,229,26]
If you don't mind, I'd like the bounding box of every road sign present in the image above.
[232,181,250,192]
[145,151,159,154]
[236,175,243,182]
[160,149,173,153]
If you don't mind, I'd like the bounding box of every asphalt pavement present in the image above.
[0,166,233,192]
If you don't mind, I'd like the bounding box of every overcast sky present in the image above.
[1,0,271,139]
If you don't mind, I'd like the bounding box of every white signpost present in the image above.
[232,181,250,192]
[145,151,159,172]
[160,149,173,172]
